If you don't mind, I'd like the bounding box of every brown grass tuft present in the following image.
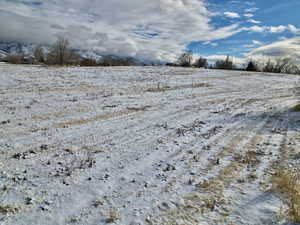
[0,204,21,214]
[234,150,260,167]
[272,169,300,223]
[56,107,149,128]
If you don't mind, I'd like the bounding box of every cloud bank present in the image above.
[209,37,300,67]
[1,0,299,63]
[247,37,300,64]
[0,0,243,61]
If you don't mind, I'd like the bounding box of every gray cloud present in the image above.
[0,9,56,43]
[50,24,65,30]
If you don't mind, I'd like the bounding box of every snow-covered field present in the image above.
[1,64,300,225]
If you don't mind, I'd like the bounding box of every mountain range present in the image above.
[0,41,159,65]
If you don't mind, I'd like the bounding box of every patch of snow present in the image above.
[0,65,299,225]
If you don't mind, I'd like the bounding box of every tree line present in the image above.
[1,38,300,74]
[168,51,300,75]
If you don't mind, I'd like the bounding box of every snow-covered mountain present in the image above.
[0,41,160,65]
[0,50,7,58]
[0,42,37,57]
[0,41,102,60]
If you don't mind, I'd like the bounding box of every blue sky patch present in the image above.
[188,0,300,60]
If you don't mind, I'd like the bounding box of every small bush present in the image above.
[4,55,23,64]
[293,104,300,112]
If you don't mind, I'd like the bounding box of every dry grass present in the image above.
[206,135,246,172]
[55,107,149,128]
[272,169,300,223]
[41,84,108,93]
[197,179,224,196]
[155,133,263,224]
[106,208,121,223]
[206,98,227,105]
[153,159,243,224]
[146,82,210,93]
[32,104,89,121]
[0,204,21,214]
[233,133,262,167]
[234,150,260,167]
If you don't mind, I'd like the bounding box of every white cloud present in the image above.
[247,25,265,32]
[245,2,255,6]
[270,25,287,33]
[245,24,300,34]
[287,24,300,33]
[224,11,240,18]
[247,19,261,24]
[242,39,263,48]
[245,7,259,12]
[244,13,254,18]
[205,38,300,67]
[247,37,300,64]
[0,0,244,62]
[252,40,263,45]
[278,36,287,41]
[269,24,300,33]
[203,41,218,47]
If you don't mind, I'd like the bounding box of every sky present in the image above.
[0,0,299,64]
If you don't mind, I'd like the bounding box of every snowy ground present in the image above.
[0,64,300,225]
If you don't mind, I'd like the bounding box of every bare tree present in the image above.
[214,55,235,70]
[263,58,298,74]
[262,59,274,73]
[274,58,294,74]
[46,37,79,65]
[293,66,300,75]
[33,46,45,63]
[194,56,208,68]
[178,51,193,67]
